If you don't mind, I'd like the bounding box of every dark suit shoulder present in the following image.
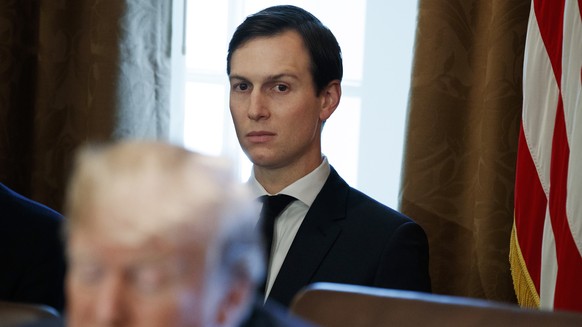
[321,168,417,231]
[0,183,63,228]
[345,186,413,225]
[0,183,67,312]
[310,167,425,249]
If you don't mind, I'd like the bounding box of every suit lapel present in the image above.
[268,167,349,305]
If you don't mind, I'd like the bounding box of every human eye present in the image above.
[231,81,250,92]
[272,83,289,93]
[131,264,173,294]
[71,260,105,285]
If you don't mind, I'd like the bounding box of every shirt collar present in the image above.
[249,156,331,207]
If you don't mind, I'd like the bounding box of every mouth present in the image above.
[246,131,275,143]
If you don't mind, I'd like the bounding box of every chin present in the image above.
[245,150,274,166]
[249,157,272,168]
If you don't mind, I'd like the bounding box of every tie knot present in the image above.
[259,194,296,219]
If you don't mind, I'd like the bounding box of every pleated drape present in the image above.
[400,0,530,303]
[0,0,172,212]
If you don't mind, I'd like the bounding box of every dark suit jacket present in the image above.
[0,183,66,313]
[266,167,431,308]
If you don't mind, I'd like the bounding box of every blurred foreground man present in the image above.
[61,141,311,327]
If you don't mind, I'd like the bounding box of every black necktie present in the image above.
[258,194,296,263]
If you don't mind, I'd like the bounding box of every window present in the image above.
[170,0,419,208]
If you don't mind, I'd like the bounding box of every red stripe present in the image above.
[514,124,547,293]
[533,0,565,87]
[548,97,582,311]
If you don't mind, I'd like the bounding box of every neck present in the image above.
[254,156,323,194]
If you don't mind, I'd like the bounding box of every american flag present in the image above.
[510,0,582,312]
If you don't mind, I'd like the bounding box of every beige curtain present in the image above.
[400,0,531,303]
[0,0,172,211]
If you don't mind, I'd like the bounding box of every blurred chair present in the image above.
[289,282,582,327]
[0,301,59,327]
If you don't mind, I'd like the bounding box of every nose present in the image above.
[247,90,270,121]
[94,274,128,325]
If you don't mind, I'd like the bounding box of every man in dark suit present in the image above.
[0,182,66,313]
[227,5,431,308]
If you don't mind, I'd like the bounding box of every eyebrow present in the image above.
[229,74,247,82]
[229,73,299,83]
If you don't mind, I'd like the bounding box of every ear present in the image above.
[319,80,341,121]
[214,278,253,327]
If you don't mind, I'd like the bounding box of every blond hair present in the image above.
[64,140,264,284]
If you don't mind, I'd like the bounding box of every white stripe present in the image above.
[563,0,582,255]
[540,206,558,309]
[522,4,560,198]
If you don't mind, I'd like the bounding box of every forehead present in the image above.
[230,30,311,77]
[68,225,208,270]
[69,202,216,251]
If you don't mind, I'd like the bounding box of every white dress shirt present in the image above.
[249,157,331,300]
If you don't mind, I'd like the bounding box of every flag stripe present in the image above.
[514,126,547,293]
[522,2,559,199]
[517,1,560,300]
[540,208,558,308]
[553,0,582,311]
[533,0,565,87]
[548,98,582,311]
[563,0,582,255]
